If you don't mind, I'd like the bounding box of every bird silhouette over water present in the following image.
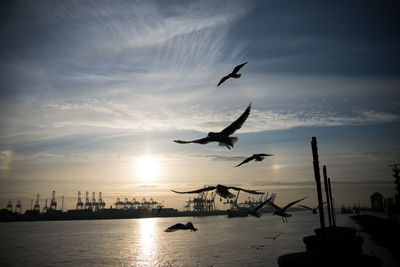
[217,62,248,86]
[235,153,274,167]
[248,194,276,218]
[298,202,326,214]
[266,196,307,222]
[174,103,251,150]
[263,231,285,240]
[171,184,263,201]
[164,222,198,232]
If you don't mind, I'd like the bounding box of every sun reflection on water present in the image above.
[134,218,160,266]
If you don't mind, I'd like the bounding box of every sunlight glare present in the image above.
[136,156,160,181]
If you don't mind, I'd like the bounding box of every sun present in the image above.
[136,156,160,181]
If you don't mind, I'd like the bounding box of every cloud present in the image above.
[0,150,12,170]
[188,154,246,162]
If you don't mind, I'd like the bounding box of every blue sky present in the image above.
[1,0,399,211]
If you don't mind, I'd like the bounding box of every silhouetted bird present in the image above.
[266,196,307,222]
[164,222,198,232]
[174,103,251,150]
[263,231,285,240]
[172,184,263,201]
[248,195,275,218]
[217,62,248,86]
[235,153,274,167]
[298,202,326,214]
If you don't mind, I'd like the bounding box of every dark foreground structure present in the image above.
[352,214,400,258]
[277,137,381,267]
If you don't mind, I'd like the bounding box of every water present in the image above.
[0,212,398,266]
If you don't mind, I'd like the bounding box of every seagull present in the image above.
[171,184,264,201]
[235,153,274,167]
[248,195,275,218]
[217,62,248,86]
[174,103,251,150]
[164,222,198,232]
[263,231,285,240]
[266,196,307,222]
[298,202,326,214]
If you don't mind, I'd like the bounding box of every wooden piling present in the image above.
[311,137,326,231]
[328,178,336,227]
[323,166,333,227]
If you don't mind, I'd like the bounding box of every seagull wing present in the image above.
[164,223,186,232]
[282,196,307,212]
[298,204,312,211]
[232,62,248,74]
[174,137,211,145]
[171,186,216,194]
[266,199,281,211]
[229,186,264,194]
[274,231,285,239]
[220,103,251,136]
[235,156,255,167]
[217,75,230,86]
[252,199,269,213]
[257,153,274,157]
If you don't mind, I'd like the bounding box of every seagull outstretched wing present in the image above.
[235,155,255,167]
[174,137,211,145]
[164,223,186,232]
[228,186,264,195]
[220,103,251,136]
[282,196,307,212]
[217,75,230,86]
[232,62,247,74]
[171,186,216,194]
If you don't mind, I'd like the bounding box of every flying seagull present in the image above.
[174,103,251,150]
[266,196,307,222]
[298,202,326,214]
[217,62,248,86]
[235,153,274,167]
[248,194,275,218]
[171,184,263,201]
[263,231,285,240]
[164,222,198,232]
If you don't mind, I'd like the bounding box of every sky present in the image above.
[1,0,399,212]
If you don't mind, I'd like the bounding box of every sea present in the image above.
[0,211,399,267]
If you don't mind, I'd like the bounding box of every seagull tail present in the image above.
[218,137,238,148]
[233,74,241,79]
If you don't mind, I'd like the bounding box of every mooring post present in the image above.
[311,137,326,231]
[328,178,336,227]
[323,166,332,227]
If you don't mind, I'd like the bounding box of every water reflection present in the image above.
[134,218,159,266]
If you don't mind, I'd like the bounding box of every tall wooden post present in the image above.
[323,166,332,227]
[328,178,336,227]
[311,137,325,230]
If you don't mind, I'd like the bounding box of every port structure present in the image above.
[34,194,40,211]
[113,197,159,210]
[389,164,400,195]
[43,199,48,212]
[6,200,12,212]
[49,190,57,211]
[16,200,22,214]
[184,185,216,212]
[76,191,84,210]
[92,192,99,211]
[98,192,106,209]
[84,191,92,210]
